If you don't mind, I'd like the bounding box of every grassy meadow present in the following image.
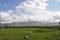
[0,28,60,40]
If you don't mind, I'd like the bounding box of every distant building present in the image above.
[59,22,60,24]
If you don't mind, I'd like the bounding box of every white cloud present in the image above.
[16,0,49,10]
[0,0,60,23]
[0,10,13,23]
[15,0,54,22]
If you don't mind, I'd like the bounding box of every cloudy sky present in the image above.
[0,0,60,23]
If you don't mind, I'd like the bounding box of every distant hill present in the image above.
[0,21,59,27]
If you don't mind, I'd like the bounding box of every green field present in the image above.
[0,28,60,40]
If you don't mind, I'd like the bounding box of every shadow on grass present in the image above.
[34,30,49,33]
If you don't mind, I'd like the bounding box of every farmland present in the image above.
[0,28,60,40]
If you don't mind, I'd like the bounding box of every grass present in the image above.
[0,28,59,40]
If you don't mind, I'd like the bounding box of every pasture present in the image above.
[0,28,59,40]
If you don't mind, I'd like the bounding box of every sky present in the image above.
[0,0,60,23]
